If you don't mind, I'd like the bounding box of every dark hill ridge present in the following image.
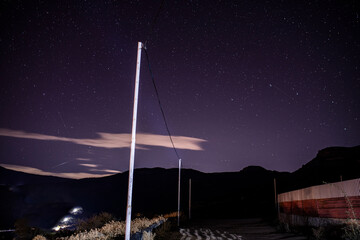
[278,145,360,192]
[0,166,70,186]
[0,145,359,229]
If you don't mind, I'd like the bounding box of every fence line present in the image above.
[278,178,360,226]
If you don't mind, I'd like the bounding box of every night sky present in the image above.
[1,0,359,179]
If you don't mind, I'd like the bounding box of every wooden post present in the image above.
[189,178,192,220]
[177,158,181,226]
[274,178,278,218]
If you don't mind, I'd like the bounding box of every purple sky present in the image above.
[1,0,359,178]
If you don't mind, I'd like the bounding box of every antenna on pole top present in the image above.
[125,42,143,240]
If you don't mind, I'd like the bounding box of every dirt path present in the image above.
[178,218,307,240]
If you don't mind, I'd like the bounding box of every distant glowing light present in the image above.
[52,206,84,231]
[70,206,83,215]
[52,225,64,231]
[61,216,72,223]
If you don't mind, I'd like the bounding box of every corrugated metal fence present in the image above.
[278,178,360,226]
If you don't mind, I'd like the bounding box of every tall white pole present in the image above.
[177,158,181,226]
[189,178,191,220]
[125,42,142,240]
[274,178,277,210]
[274,178,280,220]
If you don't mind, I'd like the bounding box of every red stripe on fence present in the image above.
[279,196,360,219]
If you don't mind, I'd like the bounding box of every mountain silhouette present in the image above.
[0,145,359,230]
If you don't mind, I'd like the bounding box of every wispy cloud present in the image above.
[90,169,121,173]
[76,158,91,161]
[0,164,118,179]
[0,128,206,150]
[79,163,98,168]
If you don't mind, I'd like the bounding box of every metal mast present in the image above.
[125,42,143,240]
[177,158,181,226]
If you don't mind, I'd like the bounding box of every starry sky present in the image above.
[1,0,359,178]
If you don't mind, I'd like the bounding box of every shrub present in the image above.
[163,212,178,218]
[33,235,47,240]
[142,231,156,240]
[58,215,166,240]
[342,219,360,240]
[312,226,325,240]
[100,220,126,237]
[153,218,178,240]
[328,182,360,240]
[100,215,165,236]
[76,212,115,232]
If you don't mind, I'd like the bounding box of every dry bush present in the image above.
[142,231,156,240]
[328,182,360,240]
[153,218,177,240]
[76,212,114,232]
[312,226,325,240]
[57,229,106,240]
[58,215,166,240]
[164,212,178,218]
[70,229,106,240]
[342,219,360,240]
[100,220,126,237]
[33,235,47,240]
[100,215,165,235]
